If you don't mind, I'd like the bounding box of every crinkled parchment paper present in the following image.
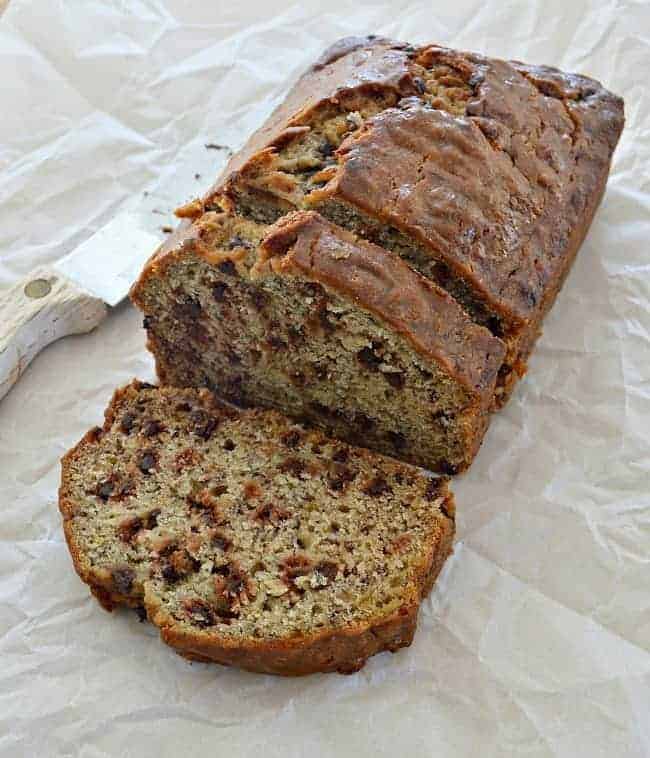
[1,1,649,755]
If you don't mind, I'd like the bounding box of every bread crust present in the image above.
[59,381,455,676]
[208,37,623,401]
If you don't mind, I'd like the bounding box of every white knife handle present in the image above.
[0,266,107,401]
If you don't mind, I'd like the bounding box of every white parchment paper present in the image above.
[1,1,649,755]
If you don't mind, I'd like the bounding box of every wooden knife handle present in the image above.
[0,266,107,401]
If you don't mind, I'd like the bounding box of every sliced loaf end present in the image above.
[131,206,504,474]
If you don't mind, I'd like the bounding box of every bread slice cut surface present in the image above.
[59,381,455,675]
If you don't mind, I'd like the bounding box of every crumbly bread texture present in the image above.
[59,381,455,675]
[205,36,624,403]
[131,208,504,474]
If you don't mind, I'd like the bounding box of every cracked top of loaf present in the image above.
[215,36,624,325]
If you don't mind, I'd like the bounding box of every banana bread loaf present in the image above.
[207,36,624,403]
[131,207,504,474]
[59,381,455,676]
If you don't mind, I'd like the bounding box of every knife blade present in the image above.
[0,211,164,401]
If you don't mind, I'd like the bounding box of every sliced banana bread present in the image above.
[131,207,504,474]
[207,36,624,403]
[59,381,455,676]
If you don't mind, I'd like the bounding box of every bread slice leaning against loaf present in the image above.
[59,381,455,675]
[131,206,504,475]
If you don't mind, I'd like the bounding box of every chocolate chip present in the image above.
[138,451,157,474]
[212,531,231,551]
[328,465,357,491]
[118,516,142,543]
[438,461,459,476]
[218,259,237,277]
[175,401,192,412]
[357,347,382,371]
[120,413,136,434]
[314,365,328,381]
[280,554,313,592]
[267,335,286,351]
[355,412,375,431]
[212,282,229,302]
[432,409,451,428]
[252,502,289,524]
[191,410,218,440]
[96,480,114,501]
[136,606,147,622]
[279,457,305,478]
[413,76,426,94]
[174,297,202,320]
[223,439,235,451]
[310,400,329,417]
[387,431,407,451]
[383,372,405,389]
[315,561,339,583]
[363,476,392,497]
[281,430,302,448]
[184,598,217,628]
[143,419,162,437]
[250,289,268,311]
[424,479,440,501]
[487,315,502,335]
[111,567,135,595]
[332,447,349,463]
[161,563,180,583]
[142,316,153,330]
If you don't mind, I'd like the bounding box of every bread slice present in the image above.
[131,207,504,474]
[59,381,455,675]
[208,36,624,404]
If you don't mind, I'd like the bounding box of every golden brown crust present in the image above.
[215,36,413,183]
[59,381,455,675]
[211,37,623,399]
[220,38,623,321]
